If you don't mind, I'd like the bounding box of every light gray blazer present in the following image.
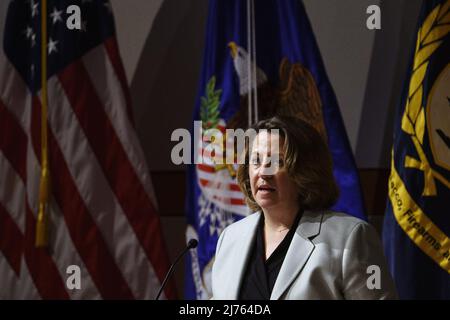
[211,210,398,300]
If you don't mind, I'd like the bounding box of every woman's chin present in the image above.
[255,197,279,210]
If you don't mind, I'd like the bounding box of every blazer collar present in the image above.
[226,212,261,299]
[270,209,324,300]
[297,209,324,239]
[226,210,324,299]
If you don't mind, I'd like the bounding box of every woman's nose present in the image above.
[258,160,276,177]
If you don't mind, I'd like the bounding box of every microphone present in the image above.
[155,239,198,300]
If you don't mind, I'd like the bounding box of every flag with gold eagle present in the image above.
[185,0,366,299]
[382,0,450,299]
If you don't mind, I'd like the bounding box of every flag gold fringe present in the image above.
[36,167,50,247]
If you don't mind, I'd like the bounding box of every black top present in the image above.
[238,212,302,300]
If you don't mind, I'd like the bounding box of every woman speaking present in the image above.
[211,116,397,300]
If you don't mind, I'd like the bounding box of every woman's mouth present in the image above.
[257,185,276,194]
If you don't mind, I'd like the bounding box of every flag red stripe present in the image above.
[0,99,27,180]
[0,98,69,298]
[24,204,70,299]
[0,202,23,276]
[30,97,134,299]
[57,62,177,299]
[231,184,241,192]
[0,98,26,277]
[197,164,216,173]
[230,198,245,205]
[103,37,134,126]
[199,178,242,192]
[212,195,246,206]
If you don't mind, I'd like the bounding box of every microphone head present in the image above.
[187,239,198,249]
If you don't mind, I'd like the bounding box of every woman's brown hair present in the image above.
[237,115,339,212]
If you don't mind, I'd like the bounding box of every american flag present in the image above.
[0,0,176,299]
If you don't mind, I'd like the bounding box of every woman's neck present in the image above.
[262,203,300,232]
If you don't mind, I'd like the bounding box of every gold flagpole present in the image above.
[36,0,50,247]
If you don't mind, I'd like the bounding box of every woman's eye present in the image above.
[250,156,260,165]
[275,158,284,167]
[266,158,284,170]
[249,156,283,167]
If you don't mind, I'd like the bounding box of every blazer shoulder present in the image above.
[221,211,260,237]
[316,210,372,245]
[322,210,369,229]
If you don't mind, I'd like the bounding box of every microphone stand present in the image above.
[155,239,198,300]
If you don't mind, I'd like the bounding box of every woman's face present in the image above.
[249,131,298,212]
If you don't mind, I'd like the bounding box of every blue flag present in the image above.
[185,0,366,299]
[382,0,450,299]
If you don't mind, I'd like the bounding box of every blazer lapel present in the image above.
[270,210,324,300]
[226,212,261,299]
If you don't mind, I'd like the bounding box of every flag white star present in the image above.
[23,26,33,39]
[30,1,39,17]
[104,2,112,13]
[30,33,36,47]
[50,7,63,24]
[48,38,58,54]
[81,20,88,32]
